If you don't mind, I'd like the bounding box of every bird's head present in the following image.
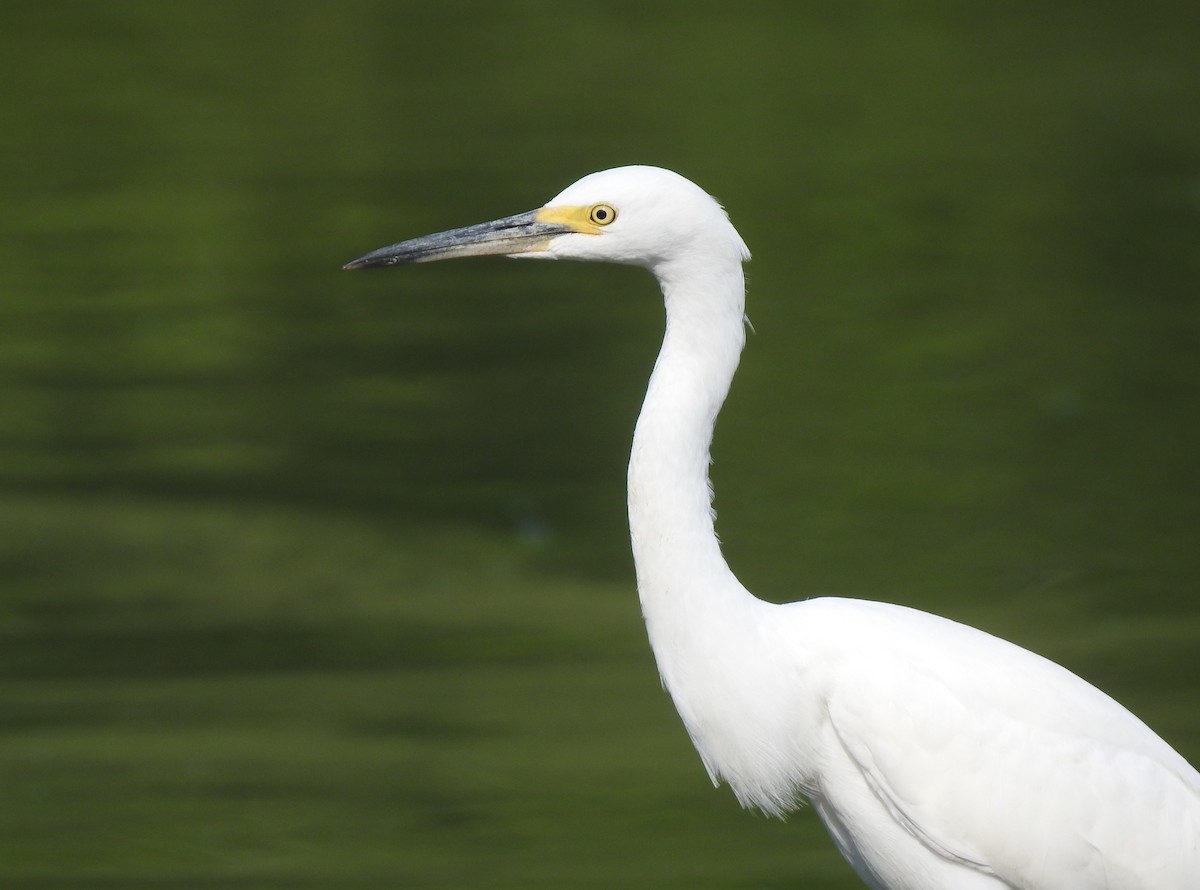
[343,165,750,274]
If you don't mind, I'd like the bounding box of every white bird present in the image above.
[345,165,1200,889]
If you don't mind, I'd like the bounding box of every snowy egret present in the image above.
[345,166,1200,889]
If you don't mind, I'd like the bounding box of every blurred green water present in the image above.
[0,2,1198,887]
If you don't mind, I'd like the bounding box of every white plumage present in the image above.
[346,165,1200,889]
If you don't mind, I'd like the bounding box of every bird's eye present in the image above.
[589,204,617,226]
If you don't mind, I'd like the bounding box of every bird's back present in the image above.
[771,597,1200,889]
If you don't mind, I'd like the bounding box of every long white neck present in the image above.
[624,226,815,818]
[627,251,757,710]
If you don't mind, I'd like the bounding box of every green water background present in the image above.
[1,2,1197,887]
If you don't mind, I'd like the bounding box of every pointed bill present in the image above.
[343,210,580,270]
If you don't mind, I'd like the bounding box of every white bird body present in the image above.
[345,165,1200,889]
[659,594,1200,889]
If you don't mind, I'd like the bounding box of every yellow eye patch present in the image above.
[536,204,617,235]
